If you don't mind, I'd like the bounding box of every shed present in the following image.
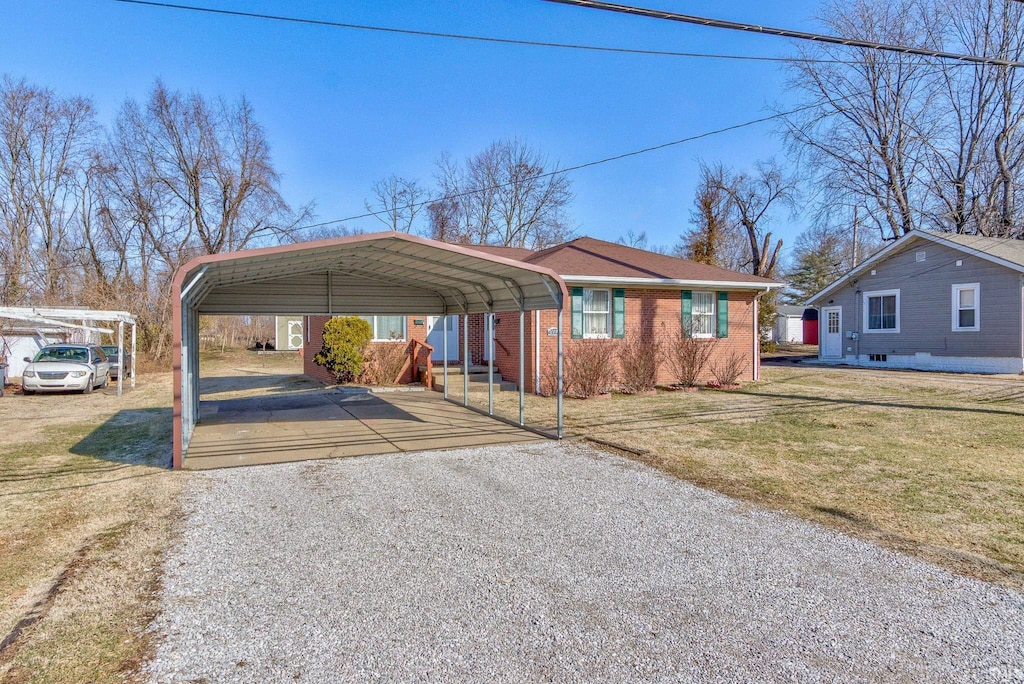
[773,305,807,344]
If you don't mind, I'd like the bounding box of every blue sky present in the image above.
[3,0,824,256]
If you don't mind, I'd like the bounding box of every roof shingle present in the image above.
[521,237,777,285]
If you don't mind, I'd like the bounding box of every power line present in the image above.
[110,0,859,65]
[0,106,812,280]
[542,0,1024,68]
[290,107,812,234]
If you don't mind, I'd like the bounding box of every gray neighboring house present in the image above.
[807,231,1024,374]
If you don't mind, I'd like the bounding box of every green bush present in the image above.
[313,316,373,383]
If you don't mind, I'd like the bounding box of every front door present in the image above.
[821,307,843,359]
[426,316,459,361]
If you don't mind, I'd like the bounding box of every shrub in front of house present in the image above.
[313,316,373,384]
[618,332,660,394]
[664,325,717,388]
[359,338,409,385]
[709,350,746,388]
[564,338,618,398]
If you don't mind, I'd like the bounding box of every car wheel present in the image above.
[101,373,109,389]
[83,376,94,394]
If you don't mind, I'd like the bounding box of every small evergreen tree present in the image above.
[313,316,373,383]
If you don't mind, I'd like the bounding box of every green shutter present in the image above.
[612,288,625,339]
[716,291,729,338]
[681,290,693,337]
[571,287,583,339]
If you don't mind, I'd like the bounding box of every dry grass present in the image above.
[449,365,1024,588]
[0,349,305,683]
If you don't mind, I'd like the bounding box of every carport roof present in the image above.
[175,231,567,316]
[172,232,569,469]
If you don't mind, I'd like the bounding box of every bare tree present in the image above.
[97,81,311,358]
[0,77,37,305]
[617,228,649,249]
[616,229,669,254]
[679,161,792,277]
[431,139,575,248]
[0,77,97,305]
[784,0,1024,240]
[113,81,307,261]
[365,174,424,233]
[783,0,935,241]
[676,163,747,269]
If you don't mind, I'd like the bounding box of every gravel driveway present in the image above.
[147,442,1024,682]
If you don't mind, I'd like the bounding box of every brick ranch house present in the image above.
[304,237,779,391]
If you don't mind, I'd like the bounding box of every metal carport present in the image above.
[172,232,568,469]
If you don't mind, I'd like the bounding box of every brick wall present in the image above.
[303,315,430,385]
[304,291,760,391]
[477,289,759,393]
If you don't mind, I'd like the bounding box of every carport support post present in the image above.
[117,320,124,396]
[557,301,564,439]
[130,323,136,389]
[442,315,448,400]
[462,313,469,407]
[488,313,494,416]
[518,307,525,426]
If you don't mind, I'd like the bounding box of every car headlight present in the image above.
[23,370,35,377]
[70,371,87,378]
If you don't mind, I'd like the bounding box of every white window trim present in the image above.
[862,289,901,334]
[951,283,980,332]
[582,288,612,339]
[352,315,407,342]
[691,291,716,339]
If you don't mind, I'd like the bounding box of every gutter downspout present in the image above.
[753,286,771,381]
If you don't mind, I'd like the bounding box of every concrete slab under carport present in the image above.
[183,388,544,470]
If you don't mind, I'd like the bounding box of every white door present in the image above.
[821,307,843,359]
[426,316,459,361]
[287,320,303,350]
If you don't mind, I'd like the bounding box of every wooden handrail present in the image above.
[494,337,511,357]
[409,339,434,388]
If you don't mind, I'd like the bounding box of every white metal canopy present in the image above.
[0,306,138,395]
[172,232,568,468]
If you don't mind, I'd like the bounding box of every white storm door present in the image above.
[821,307,843,359]
[426,316,459,361]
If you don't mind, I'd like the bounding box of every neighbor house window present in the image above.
[863,289,900,333]
[582,288,611,338]
[357,315,407,341]
[952,283,980,331]
[692,291,716,337]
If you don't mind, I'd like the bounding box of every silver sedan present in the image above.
[21,344,111,394]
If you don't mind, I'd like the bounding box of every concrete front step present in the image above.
[423,364,488,374]
[433,376,518,392]
[421,365,503,380]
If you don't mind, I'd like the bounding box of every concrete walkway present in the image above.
[183,389,542,469]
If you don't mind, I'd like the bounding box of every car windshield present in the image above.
[101,346,119,356]
[34,347,89,363]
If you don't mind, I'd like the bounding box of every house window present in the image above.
[863,289,900,333]
[952,283,980,331]
[692,291,716,337]
[582,288,611,338]
[357,315,407,341]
